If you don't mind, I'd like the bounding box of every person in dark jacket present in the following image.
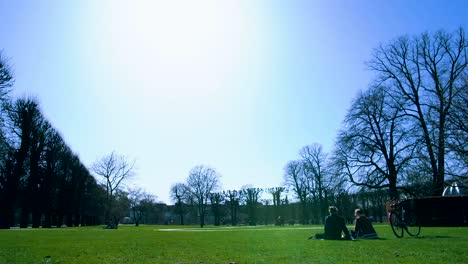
[351,209,378,239]
[311,206,351,240]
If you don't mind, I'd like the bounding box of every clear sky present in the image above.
[1,0,467,204]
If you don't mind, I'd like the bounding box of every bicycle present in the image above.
[388,200,421,238]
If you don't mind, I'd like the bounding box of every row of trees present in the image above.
[0,48,155,229]
[168,28,467,227]
[168,163,389,227]
[0,53,107,228]
[0,52,148,229]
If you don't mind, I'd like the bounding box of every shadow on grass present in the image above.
[308,238,387,241]
[412,235,457,239]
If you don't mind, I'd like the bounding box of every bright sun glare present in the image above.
[102,1,257,100]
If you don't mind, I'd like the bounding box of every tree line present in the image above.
[0,52,145,229]
[0,28,466,228]
[0,53,106,228]
[168,153,383,227]
[169,28,467,226]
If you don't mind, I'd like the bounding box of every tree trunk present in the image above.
[179,213,184,225]
[300,200,308,224]
[31,209,41,228]
[66,213,73,227]
[74,213,81,227]
[199,214,204,228]
[0,204,15,229]
[43,211,52,228]
[434,112,446,196]
[20,206,29,228]
[80,214,86,227]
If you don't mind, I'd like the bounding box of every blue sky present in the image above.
[1,0,467,204]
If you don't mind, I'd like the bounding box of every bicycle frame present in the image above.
[388,200,421,238]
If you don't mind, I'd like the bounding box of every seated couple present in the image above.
[312,206,378,240]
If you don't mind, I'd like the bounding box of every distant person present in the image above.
[311,206,352,240]
[275,216,284,226]
[351,209,378,239]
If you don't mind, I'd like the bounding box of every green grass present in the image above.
[1,224,468,263]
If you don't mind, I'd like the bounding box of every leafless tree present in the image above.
[335,86,416,199]
[209,192,224,226]
[445,73,468,180]
[185,165,221,227]
[170,182,189,225]
[128,188,155,226]
[368,28,468,195]
[92,151,135,228]
[0,51,13,102]
[284,160,309,224]
[267,187,285,223]
[240,186,262,226]
[300,144,329,220]
[0,52,13,152]
[223,190,240,226]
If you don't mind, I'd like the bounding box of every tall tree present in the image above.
[368,28,468,195]
[268,187,285,223]
[41,128,66,227]
[210,192,224,226]
[2,98,42,228]
[0,51,15,228]
[284,160,309,224]
[223,190,240,226]
[92,151,135,229]
[128,188,143,226]
[300,144,329,221]
[335,86,416,199]
[128,188,155,226]
[445,73,468,179]
[186,165,221,228]
[0,51,13,102]
[170,183,188,225]
[28,118,50,228]
[240,187,262,226]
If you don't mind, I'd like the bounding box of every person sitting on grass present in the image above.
[351,208,379,239]
[311,206,352,240]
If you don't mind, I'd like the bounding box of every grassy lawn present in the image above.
[1,224,468,263]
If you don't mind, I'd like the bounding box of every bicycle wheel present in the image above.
[390,212,404,238]
[405,212,421,237]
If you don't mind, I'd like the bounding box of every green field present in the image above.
[1,224,467,263]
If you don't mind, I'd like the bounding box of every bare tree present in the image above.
[284,160,309,224]
[210,192,224,226]
[240,186,262,226]
[335,86,416,199]
[92,151,135,228]
[170,182,188,225]
[185,165,221,227]
[0,51,13,150]
[0,52,14,228]
[445,73,468,179]
[300,144,329,221]
[267,187,285,224]
[128,188,155,226]
[0,51,13,102]
[223,190,240,226]
[368,28,468,195]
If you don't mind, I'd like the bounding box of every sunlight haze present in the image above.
[1,0,466,203]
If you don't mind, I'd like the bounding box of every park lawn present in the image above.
[1,224,467,263]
